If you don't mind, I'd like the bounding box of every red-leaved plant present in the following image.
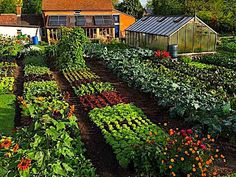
[154,50,171,59]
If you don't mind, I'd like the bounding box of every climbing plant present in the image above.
[56,27,89,70]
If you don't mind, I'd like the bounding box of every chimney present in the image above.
[16,5,22,17]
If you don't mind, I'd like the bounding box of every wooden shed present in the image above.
[125,16,217,53]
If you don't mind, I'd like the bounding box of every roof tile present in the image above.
[42,0,113,11]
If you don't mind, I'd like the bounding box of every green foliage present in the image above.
[24,65,51,76]
[56,27,88,70]
[0,77,14,94]
[22,0,42,14]
[200,52,236,70]
[85,43,236,139]
[152,0,184,15]
[73,82,115,96]
[179,56,192,64]
[148,0,236,34]
[0,35,23,61]
[0,64,98,176]
[89,103,167,173]
[24,50,46,67]
[116,0,144,19]
[0,0,17,13]
[0,94,16,134]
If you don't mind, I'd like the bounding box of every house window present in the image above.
[94,16,113,26]
[75,16,86,26]
[113,15,120,23]
[48,16,67,26]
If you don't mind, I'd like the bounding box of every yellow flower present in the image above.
[181,157,184,161]
[195,157,200,161]
[36,97,45,101]
[193,168,196,172]
[170,159,175,163]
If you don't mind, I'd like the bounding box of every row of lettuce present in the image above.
[84,44,236,141]
[0,61,98,176]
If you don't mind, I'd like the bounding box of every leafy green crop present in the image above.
[89,103,167,173]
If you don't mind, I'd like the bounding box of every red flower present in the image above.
[186,129,193,134]
[185,136,192,142]
[17,158,31,171]
[200,144,207,150]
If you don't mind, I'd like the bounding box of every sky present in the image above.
[140,0,148,6]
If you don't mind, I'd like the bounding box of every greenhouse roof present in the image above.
[126,16,196,36]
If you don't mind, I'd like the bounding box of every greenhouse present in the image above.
[125,16,217,53]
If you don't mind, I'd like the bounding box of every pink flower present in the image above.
[200,144,207,150]
[186,129,193,135]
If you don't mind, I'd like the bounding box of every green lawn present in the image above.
[0,94,15,134]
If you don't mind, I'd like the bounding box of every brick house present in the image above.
[0,5,43,41]
[42,0,136,43]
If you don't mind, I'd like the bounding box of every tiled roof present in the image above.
[42,0,113,11]
[0,14,43,27]
[126,16,194,36]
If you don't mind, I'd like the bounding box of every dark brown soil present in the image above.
[52,71,137,177]
[14,59,24,127]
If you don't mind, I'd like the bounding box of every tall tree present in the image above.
[116,0,144,19]
[151,0,184,15]
[0,0,17,13]
[22,0,42,14]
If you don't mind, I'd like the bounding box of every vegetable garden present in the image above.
[0,30,235,177]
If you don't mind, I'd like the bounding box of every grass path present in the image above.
[0,94,15,134]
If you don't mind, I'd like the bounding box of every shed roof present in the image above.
[126,16,196,36]
[0,14,43,28]
[42,0,113,11]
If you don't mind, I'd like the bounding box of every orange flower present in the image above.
[13,144,19,153]
[17,158,31,171]
[195,157,200,161]
[149,132,153,136]
[192,168,196,172]
[206,159,212,165]
[171,172,176,176]
[169,165,173,169]
[1,138,12,149]
[180,157,184,161]
[169,129,175,136]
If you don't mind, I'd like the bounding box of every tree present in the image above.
[151,0,184,15]
[0,0,17,13]
[112,0,119,6]
[22,0,42,14]
[116,0,144,19]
